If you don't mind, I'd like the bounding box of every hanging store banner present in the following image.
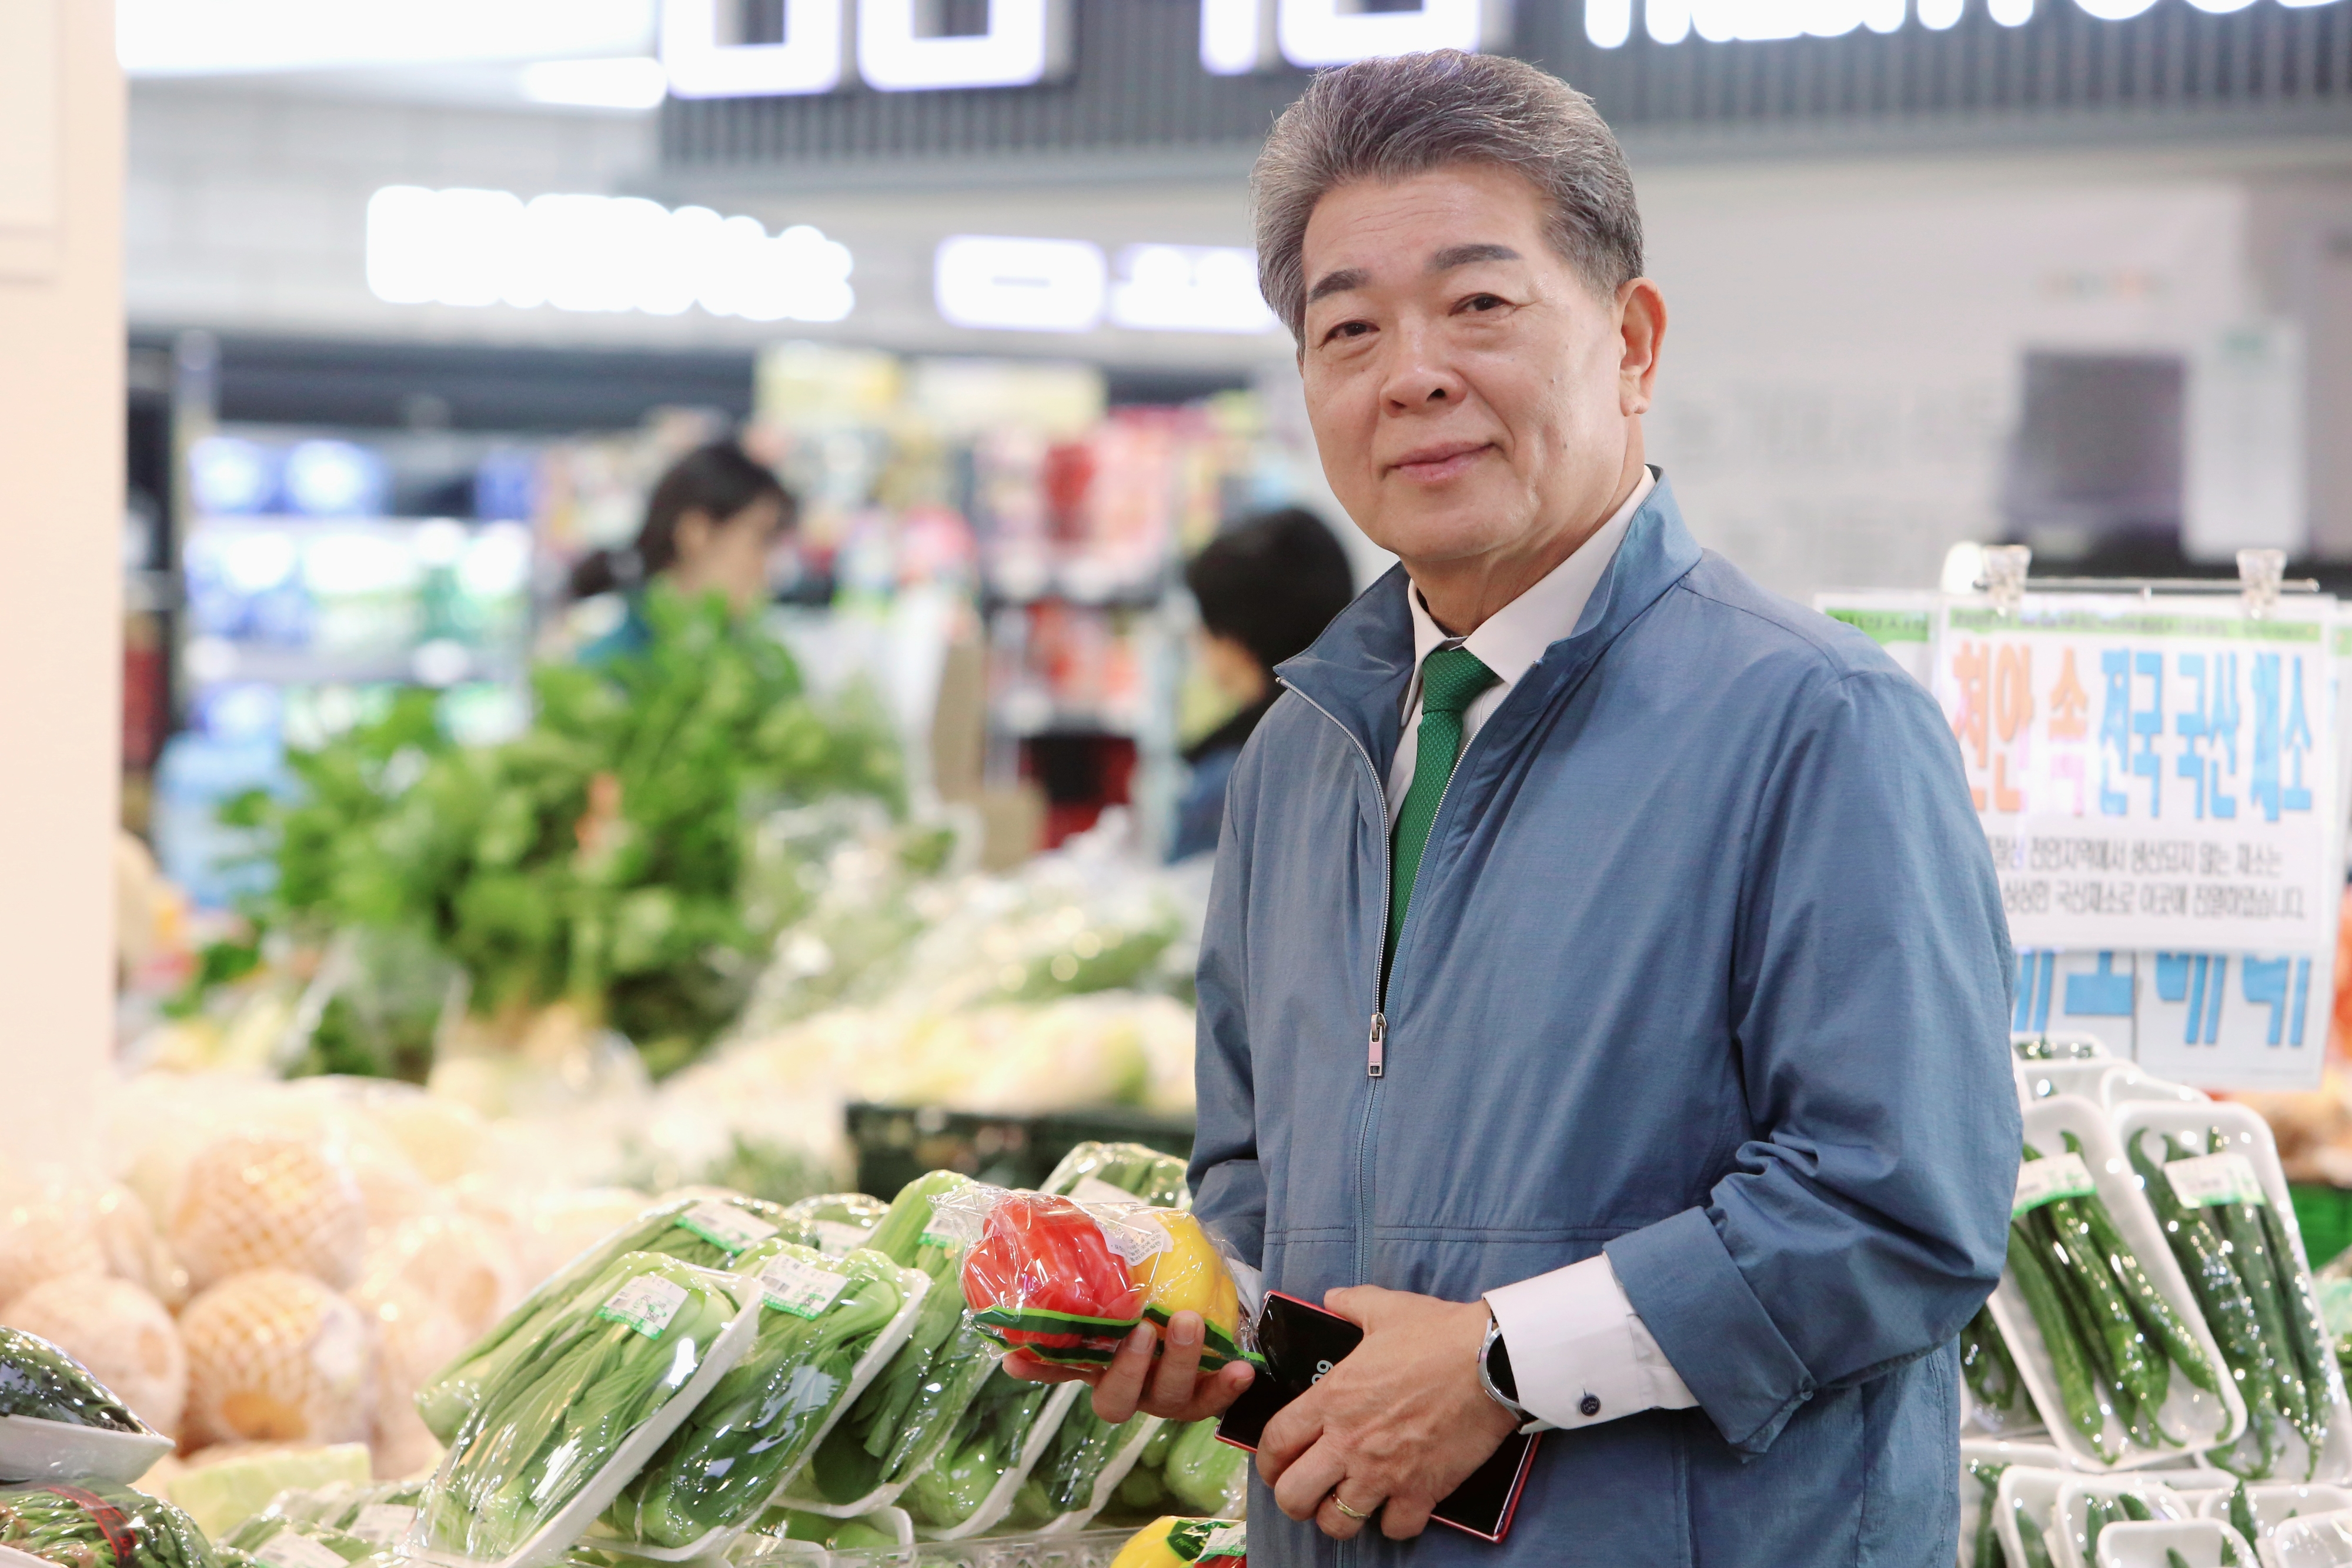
[1932,594,2337,954]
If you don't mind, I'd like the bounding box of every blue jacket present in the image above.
[1189,479,2018,1567]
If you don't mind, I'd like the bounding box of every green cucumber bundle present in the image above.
[2129,1126,2338,1480]
[417,1252,744,1564]
[602,1242,910,1549]
[2005,1136,2220,1464]
[0,1482,218,1568]
[417,1195,791,1444]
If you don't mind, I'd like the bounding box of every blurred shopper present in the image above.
[571,440,796,663]
[1010,51,2017,1567]
[1171,508,1355,861]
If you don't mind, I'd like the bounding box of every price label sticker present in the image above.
[1099,1211,1172,1267]
[1071,1176,1141,1206]
[255,1534,350,1568]
[677,1200,780,1256]
[349,1506,417,1547]
[2165,1151,2267,1209]
[597,1274,690,1338]
[759,1254,850,1319]
[2012,1153,2096,1216]
[1165,1519,1247,1561]
[808,1220,870,1256]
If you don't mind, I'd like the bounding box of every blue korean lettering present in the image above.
[2099,649,2132,815]
[2175,651,2241,820]
[2241,956,2314,1048]
[2131,651,2163,815]
[2251,653,2316,822]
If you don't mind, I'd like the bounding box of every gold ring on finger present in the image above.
[1329,1493,1372,1522]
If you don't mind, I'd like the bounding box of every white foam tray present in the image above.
[1962,1439,2064,1564]
[2194,1481,2352,1544]
[409,1269,767,1568]
[2094,1518,2256,1567]
[1038,1414,1162,1536]
[2268,1507,2352,1568]
[2052,1477,2193,1568]
[1989,1096,2247,1470]
[1999,1465,2077,1568]
[2111,1101,2352,1486]
[0,1415,173,1485]
[596,1267,933,1563]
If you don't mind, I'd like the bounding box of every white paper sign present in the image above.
[597,1275,690,1338]
[2013,1152,2096,1217]
[676,1200,780,1256]
[1934,596,2337,954]
[759,1254,850,1319]
[2164,1151,2267,1209]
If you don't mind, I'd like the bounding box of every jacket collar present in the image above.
[1275,473,1705,778]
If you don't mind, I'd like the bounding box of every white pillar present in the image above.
[0,0,123,1180]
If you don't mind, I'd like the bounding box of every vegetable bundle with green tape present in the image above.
[0,1329,153,1436]
[416,1195,787,1443]
[798,1172,998,1508]
[2132,1127,2338,1479]
[603,1241,907,1548]
[2007,1137,2219,1462]
[418,1252,740,1563]
[0,1483,218,1568]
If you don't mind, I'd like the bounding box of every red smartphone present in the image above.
[1215,1290,1541,1543]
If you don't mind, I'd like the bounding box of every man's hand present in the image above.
[1002,1310,1257,1425]
[1258,1286,1519,1542]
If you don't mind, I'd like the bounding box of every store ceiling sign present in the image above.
[366,186,854,322]
[1201,0,1513,72]
[664,0,1072,96]
[1584,0,2332,46]
[934,236,1279,335]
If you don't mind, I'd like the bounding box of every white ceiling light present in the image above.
[857,0,1073,92]
[1109,246,1279,335]
[118,0,656,75]
[520,55,669,108]
[1200,0,1278,72]
[936,236,1107,333]
[1275,0,1511,68]
[662,0,848,97]
[366,185,853,323]
[1585,0,1637,46]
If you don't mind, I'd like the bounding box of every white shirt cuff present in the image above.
[1484,1254,1699,1432]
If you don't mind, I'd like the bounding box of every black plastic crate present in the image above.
[848,1102,1195,1200]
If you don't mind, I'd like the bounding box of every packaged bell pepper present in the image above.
[1108,1516,1246,1568]
[957,1192,1147,1369]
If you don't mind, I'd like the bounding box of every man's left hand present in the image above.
[1257,1286,1521,1541]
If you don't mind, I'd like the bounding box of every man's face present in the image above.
[1298,163,1646,582]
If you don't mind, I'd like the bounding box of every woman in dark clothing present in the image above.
[1169,507,1355,861]
[573,440,797,663]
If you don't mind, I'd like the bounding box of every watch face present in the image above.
[1486,1333,1519,1405]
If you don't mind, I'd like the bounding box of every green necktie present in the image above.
[1388,645,1498,965]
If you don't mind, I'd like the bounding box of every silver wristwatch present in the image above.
[1478,1312,1530,1420]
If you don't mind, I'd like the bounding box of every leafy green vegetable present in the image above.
[0,1483,217,1568]
[0,1328,152,1434]
[223,587,902,1075]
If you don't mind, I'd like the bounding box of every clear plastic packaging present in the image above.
[899,1378,1078,1540]
[1104,1516,1246,1568]
[415,1253,760,1568]
[777,1197,888,1260]
[600,1243,926,1555]
[780,1175,997,1520]
[220,1513,380,1567]
[1041,1145,1190,1212]
[417,1195,790,1444]
[2087,1517,2255,1566]
[0,1480,220,1568]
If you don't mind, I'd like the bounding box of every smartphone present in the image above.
[1215,1290,1541,1543]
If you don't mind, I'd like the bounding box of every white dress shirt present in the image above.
[1383,466,1700,1434]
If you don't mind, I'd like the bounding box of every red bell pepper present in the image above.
[961,1192,1147,1366]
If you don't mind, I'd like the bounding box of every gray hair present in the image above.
[1252,51,1643,344]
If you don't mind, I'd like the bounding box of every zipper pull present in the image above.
[1367,1012,1386,1078]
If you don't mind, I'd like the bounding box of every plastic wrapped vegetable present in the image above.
[1043,1144,1190,1211]
[0,1327,154,1434]
[900,1371,1058,1532]
[416,1195,786,1443]
[778,1195,888,1258]
[604,1243,909,1549]
[2,1280,186,1440]
[220,1514,378,1565]
[417,1253,743,1564]
[1108,1516,1245,1568]
[762,1509,899,1552]
[1959,1306,2020,1425]
[798,1173,997,1509]
[958,1192,1148,1369]
[0,1482,219,1568]
[1163,1414,1248,1516]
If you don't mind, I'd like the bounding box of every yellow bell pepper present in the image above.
[1108,1516,1246,1567]
[1130,1212,1245,1370]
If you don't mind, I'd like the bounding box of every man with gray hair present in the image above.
[1008,49,2017,1565]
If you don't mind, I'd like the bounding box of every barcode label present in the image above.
[2012,1154,2096,1216]
[759,1254,850,1319]
[809,1221,869,1256]
[2165,1152,2267,1209]
[348,1506,416,1547]
[677,1201,780,1255]
[596,1275,690,1338]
